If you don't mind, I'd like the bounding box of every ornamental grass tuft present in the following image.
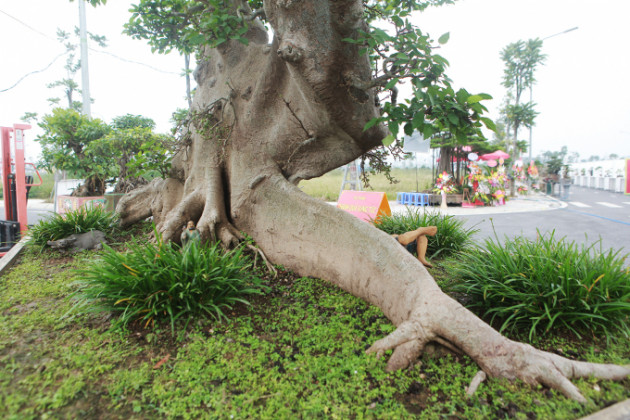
[27,205,118,246]
[69,229,267,333]
[446,231,630,341]
[376,208,479,259]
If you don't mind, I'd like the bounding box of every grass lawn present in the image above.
[298,167,434,202]
[1,222,628,419]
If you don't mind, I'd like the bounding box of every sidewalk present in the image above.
[25,198,55,211]
[0,198,55,212]
[388,193,567,216]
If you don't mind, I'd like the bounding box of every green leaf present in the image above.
[412,112,424,129]
[363,117,381,132]
[480,117,497,131]
[382,134,395,147]
[388,121,399,137]
[404,122,413,136]
[438,32,450,45]
[385,78,399,90]
[467,93,493,104]
[447,113,459,125]
[422,125,434,139]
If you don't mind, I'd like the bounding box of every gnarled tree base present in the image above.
[116,0,629,403]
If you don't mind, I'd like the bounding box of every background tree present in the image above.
[48,28,107,111]
[87,114,177,193]
[539,146,568,177]
[500,39,545,193]
[37,110,176,196]
[93,0,628,402]
[36,108,111,196]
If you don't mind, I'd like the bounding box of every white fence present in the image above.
[573,176,626,193]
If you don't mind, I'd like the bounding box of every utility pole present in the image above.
[78,0,92,117]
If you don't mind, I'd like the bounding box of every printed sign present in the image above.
[337,190,391,223]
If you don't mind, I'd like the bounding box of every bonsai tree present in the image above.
[87,114,176,193]
[90,0,628,402]
[37,108,111,196]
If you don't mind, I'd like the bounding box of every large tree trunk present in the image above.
[117,0,628,402]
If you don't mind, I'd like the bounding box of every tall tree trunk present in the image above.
[437,147,453,175]
[117,0,628,402]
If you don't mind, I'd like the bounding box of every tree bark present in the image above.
[117,0,629,402]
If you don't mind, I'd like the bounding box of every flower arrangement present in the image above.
[517,185,528,195]
[464,162,512,206]
[493,189,505,199]
[434,172,457,193]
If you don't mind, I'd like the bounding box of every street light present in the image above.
[528,26,578,163]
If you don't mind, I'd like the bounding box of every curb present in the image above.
[580,399,630,420]
[0,235,29,278]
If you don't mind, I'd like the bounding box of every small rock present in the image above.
[368,402,376,409]
[593,384,600,392]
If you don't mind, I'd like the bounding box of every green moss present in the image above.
[0,252,628,419]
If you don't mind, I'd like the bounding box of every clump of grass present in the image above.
[376,208,479,259]
[446,231,630,341]
[69,230,267,333]
[27,205,119,246]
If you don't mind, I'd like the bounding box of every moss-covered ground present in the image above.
[1,225,628,419]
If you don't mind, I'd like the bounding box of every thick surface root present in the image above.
[367,319,630,403]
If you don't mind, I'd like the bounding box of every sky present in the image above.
[1,0,629,163]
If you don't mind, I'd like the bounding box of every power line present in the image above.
[0,52,68,93]
[89,48,181,75]
[1,8,182,77]
[0,9,57,42]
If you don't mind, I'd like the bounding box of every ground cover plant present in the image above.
[376,207,479,260]
[1,222,628,419]
[27,206,119,248]
[69,230,267,333]
[445,231,630,341]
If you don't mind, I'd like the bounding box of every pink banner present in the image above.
[337,191,391,223]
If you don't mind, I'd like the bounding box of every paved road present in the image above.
[0,200,55,227]
[456,186,630,257]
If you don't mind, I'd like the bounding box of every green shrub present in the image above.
[376,208,479,259]
[27,205,119,246]
[446,231,630,341]
[69,231,267,333]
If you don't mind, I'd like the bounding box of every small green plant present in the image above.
[446,231,630,341]
[376,208,479,259]
[27,205,119,246]
[69,229,267,333]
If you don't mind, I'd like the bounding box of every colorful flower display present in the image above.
[465,162,509,206]
[434,171,457,194]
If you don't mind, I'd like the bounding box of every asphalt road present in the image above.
[0,201,54,227]
[456,186,630,257]
[3,188,629,258]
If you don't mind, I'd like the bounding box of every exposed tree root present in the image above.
[466,371,487,396]
[115,0,630,403]
[246,244,278,278]
[365,304,630,402]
